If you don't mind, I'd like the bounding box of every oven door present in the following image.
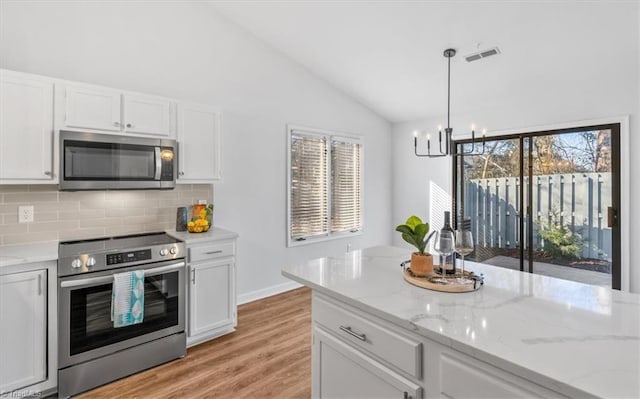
[58,260,185,368]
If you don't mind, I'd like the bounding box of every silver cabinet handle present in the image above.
[113,121,121,127]
[37,274,42,296]
[44,171,52,176]
[205,250,222,255]
[126,123,134,128]
[191,269,196,285]
[179,171,185,176]
[339,325,366,341]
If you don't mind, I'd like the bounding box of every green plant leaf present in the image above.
[414,223,429,241]
[395,225,413,235]
[405,215,422,231]
[401,233,420,250]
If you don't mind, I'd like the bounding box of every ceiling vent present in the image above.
[465,47,500,62]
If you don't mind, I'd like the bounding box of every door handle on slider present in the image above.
[205,250,222,255]
[607,207,617,228]
[339,325,366,341]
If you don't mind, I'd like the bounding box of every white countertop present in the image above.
[167,227,238,243]
[0,241,58,269]
[0,227,238,271]
[282,245,640,399]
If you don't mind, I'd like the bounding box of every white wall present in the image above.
[392,4,640,292]
[0,2,392,300]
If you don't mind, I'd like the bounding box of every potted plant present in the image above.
[396,215,434,276]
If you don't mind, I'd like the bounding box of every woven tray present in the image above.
[403,268,484,293]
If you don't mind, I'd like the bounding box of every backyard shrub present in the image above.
[539,221,582,259]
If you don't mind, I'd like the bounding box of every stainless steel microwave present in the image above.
[59,130,177,190]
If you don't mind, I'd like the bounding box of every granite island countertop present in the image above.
[282,245,640,399]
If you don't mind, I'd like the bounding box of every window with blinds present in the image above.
[288,126,363,245]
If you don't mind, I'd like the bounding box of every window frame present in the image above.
[286,124,364,247]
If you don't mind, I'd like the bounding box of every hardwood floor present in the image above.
[78,287,312,399]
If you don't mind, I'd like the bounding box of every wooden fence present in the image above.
[463,173,612,261]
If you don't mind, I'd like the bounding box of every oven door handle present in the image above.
[60,261,185,288]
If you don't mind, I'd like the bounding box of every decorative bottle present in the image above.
[439,211,456,275]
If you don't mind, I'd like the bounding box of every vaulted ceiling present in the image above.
[213,2,636,123]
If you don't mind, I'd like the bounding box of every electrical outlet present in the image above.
[18,205,34,223]
[198,199,207,205]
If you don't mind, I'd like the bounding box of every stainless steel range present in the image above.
[57,232,186,398]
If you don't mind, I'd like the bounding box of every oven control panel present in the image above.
[107,249,152,265]
[58,233,185,277]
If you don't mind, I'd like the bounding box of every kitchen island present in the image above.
[282,246,640,399]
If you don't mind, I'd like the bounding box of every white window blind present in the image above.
[331,138,362,233]
[288,127,363,245]
[290,132,329,240]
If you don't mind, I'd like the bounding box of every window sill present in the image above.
[287,230,363,248]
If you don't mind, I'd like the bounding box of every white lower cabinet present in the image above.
[186,238,237,346]
[313,327,422,399]
[312,292,565,399]
[433,346,565,399]
[312,294,423,399]
[0,262,57,397]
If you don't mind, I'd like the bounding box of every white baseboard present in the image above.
[237,280,303,305]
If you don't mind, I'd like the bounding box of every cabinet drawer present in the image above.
[189,241,234,262]
[440,352,566,398]
[313,295,422,378]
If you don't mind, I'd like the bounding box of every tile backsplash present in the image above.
[0,184,213,245]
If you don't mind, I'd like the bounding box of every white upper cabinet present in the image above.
[122,93,171,136]
[65,84,122,132]
[0,70,54,181]
[63,83,173,137]
[177,102,221,182]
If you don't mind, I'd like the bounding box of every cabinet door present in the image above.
[0,270,46,393]
[123,94,172,136]
[0,72,54,180]
[176,102,221,182]
[65,84,122,131]
[189,258,234,337]
[313,327,422,399]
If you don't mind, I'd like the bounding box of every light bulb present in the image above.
[413,131,418,137]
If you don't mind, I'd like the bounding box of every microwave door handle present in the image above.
[60,261,185,288]
[154,147,162,180]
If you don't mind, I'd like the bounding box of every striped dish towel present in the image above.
[111,270,145,328]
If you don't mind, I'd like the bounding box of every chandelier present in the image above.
[414,48,486,158]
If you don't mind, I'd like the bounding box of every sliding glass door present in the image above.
[454,124,620,289]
